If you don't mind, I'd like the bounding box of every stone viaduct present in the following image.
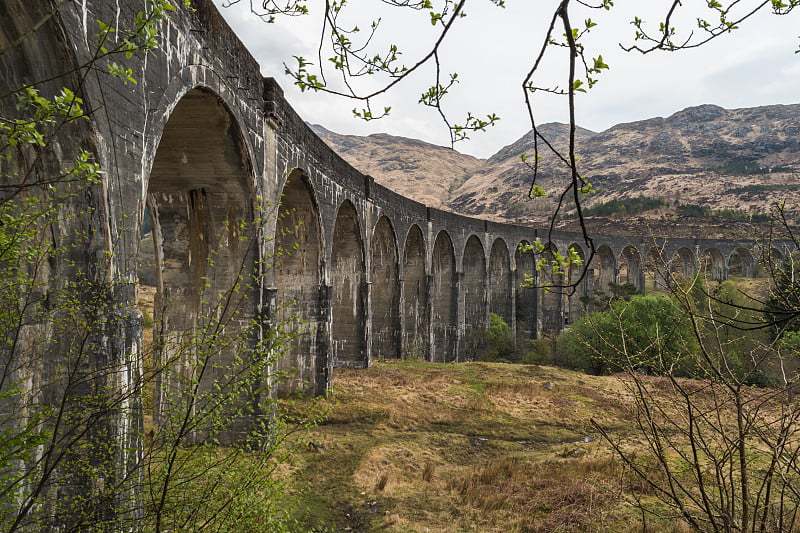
[3,2,796,526]
[2,0,791,402]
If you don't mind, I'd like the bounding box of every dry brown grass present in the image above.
[285,360,798,532]
[284,361,690,532]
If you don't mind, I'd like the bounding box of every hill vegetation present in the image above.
[314,103,800,237]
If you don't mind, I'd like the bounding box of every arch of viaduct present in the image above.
[4,0,794,403]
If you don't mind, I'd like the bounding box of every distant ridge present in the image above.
[311,104,800,238]
[309,123,483,209]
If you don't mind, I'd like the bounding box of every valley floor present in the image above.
[286,360,680,532]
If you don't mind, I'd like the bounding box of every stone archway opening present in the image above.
[760,247,785,277]
[728,248,755,278]
[646,246,669,291]
[371,216,400,359]
[515,241,537,337]
[432,231,457,362]
[402,225,428,359]
[331,200,366,368]
[489,238,513,325]
[593,245,617,301]
[274,170,324,395]
[619,245,644,293]
[142,88,258,435]
[565,243,587,322]
[539,243,564,334]
[463,235,487,353]
[702,248,726,281]
[671,247,698,283]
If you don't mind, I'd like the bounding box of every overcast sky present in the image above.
[211,0,800,159]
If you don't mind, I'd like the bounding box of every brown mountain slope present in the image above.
[451,104,800,229]
[311,104,800,237]
[309,124,483,208]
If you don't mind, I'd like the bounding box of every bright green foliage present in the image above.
[766,252,800,334]
[517,241,583,280]
[559,278,775,384]
[466,313,514,363]
[557,294,698,375]
[488,312,512,358]
[1,87,86,148]
[467,313,551,365]
[0,2,316,531]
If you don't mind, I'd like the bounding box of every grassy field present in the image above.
[283,360,686,533]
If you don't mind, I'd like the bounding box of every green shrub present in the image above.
[469,313,544,364]
[556,294,698,375]
[468,313,515,362]
[519,338,552,365]
[583,196,667,218]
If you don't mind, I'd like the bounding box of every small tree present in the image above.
[557,293,698,375]
[587,251,800,532]
[0,2,316,531]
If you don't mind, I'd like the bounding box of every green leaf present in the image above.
[592,55,609,71]
[529,185,547,198]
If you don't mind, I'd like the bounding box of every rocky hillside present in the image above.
[312,104,800,236]
[452,104,800,231]
[309,124,483,208]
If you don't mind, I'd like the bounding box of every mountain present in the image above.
[452,104,800,231]
[311,104,800,237]
[309,124,483,208]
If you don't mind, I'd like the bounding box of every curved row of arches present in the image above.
[139,85,785,401]
[270,171,784,394]
[272,172,532,393]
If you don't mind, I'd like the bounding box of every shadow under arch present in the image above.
[489,238,513,325]
[463,235,487,340]
[619,245,644,293]
[565,242,588,322]
[143,87,261,437]
[331,199,367,368]
[432,230,457,362]
[371,216,400,359]
[402,224,428,359]
[702,247,726,281]
[728,247,756,278]
[593,244,617,297]
[671,247,699,282]
[515,240,538,338]
[538,243,564,334]
[273,168,326,396]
